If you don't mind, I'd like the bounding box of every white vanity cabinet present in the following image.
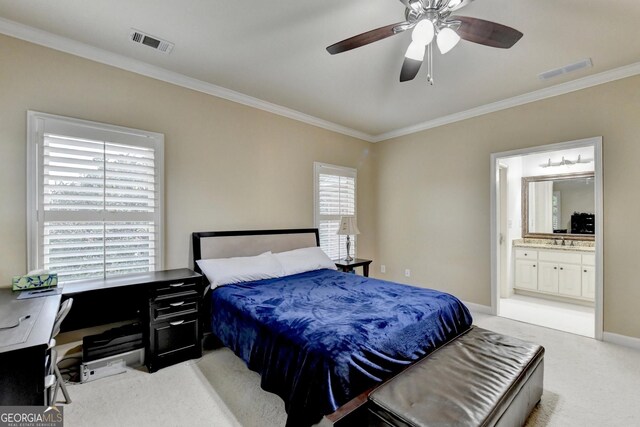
[581,254,596,299]
[558,264,582,297]
[514,250,538,290]
[515,260,538,290]
[539,251,582,297]
[514,247,594,302]
[537,262,559,293]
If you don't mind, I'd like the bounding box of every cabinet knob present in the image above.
[560,268,564,270]
[169,320,185,326]
[584,269,587,273]
[533,265,536,267]
[554,267,557,270]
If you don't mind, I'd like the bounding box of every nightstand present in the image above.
[334,258,373,277]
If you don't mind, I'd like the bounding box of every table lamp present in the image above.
[337,216,360,262]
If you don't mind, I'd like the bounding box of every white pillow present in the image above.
[196,252,284,288]
[274,246,337,276]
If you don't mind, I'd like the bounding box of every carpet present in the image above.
[62,312,640,426]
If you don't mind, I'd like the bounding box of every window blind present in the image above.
[28,113,163,283]
[314,163,357,260]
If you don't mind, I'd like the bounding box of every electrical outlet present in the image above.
[380,265,386,273]
[404,269,411,277]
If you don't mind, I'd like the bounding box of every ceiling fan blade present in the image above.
[327,22,408,55]
[454,16,523,49]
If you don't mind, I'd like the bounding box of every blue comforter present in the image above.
[211,269,472,426]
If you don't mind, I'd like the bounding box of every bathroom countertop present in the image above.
[513,240,595,252]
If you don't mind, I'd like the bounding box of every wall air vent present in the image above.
[129,29,174,54]
[538,58,593,81]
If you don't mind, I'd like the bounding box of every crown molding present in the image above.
[2,17,640,145]
[372,61,640,142]
[0,17,376,142]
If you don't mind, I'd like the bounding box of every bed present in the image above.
[192,229,473,426]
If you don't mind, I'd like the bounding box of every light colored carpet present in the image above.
[63,312,640,426]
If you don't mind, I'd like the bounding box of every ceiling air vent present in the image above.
[538,58,593,81]
[129,29,174,54]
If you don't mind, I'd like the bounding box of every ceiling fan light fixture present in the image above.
[405,41,425,61]
[411,19,435,46]
[437,27,461,54]
[409,0,423,12]
[447,0,463,9]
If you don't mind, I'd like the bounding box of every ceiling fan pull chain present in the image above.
[426,42,434,85]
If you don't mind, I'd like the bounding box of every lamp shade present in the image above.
[337,216,360,235]
[405,41,426,61]
[437,27,461,54]
[412,20,435,46]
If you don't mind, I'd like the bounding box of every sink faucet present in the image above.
[561,237,566,246]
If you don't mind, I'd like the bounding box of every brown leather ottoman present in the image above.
[368,327,544,427]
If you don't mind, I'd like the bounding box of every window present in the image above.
[314,162,357,260]
[27,112,164,283]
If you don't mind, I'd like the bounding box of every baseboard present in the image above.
[603,332,640,351]
[462,301,493,315]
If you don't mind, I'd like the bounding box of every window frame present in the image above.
[313,162,358,260]
[26,111,165,277]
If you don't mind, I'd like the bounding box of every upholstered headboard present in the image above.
[191,229,320,274]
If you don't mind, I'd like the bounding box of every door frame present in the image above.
[497,164,509,301]
[490,137,604,340]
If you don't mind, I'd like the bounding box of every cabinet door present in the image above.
[515,260,538,290]
[538,262,559,293]
[582,266,596,299]
[558,264,582,297]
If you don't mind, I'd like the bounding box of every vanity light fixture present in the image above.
[540,155,593,168]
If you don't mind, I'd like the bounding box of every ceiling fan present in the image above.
[326,0,523,84]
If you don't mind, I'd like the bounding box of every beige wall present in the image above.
[373,75,640,339]
[0,34,376,283]
[3,34,640,340]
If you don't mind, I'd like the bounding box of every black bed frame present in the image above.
[190,227,370,426]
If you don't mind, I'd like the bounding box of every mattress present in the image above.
[211,269,472,426]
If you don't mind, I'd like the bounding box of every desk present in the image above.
[0,289,61,405]
[61,269,204,373]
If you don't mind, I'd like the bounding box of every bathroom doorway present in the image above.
[490,138,603,339]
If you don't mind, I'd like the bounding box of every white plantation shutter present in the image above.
[314,163,357,260]
[28,112,164,283]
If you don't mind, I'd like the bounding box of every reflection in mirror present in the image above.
[523,173,595,239]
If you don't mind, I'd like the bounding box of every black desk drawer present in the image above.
[153,315,199,356]
[152,280,200,297]
[148,314,201,372]
[150,296,199,323]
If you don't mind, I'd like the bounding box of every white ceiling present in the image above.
[1,0,640,139]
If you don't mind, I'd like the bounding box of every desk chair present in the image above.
[45,298,73,405]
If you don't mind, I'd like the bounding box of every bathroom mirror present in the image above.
[522,172,595,240]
